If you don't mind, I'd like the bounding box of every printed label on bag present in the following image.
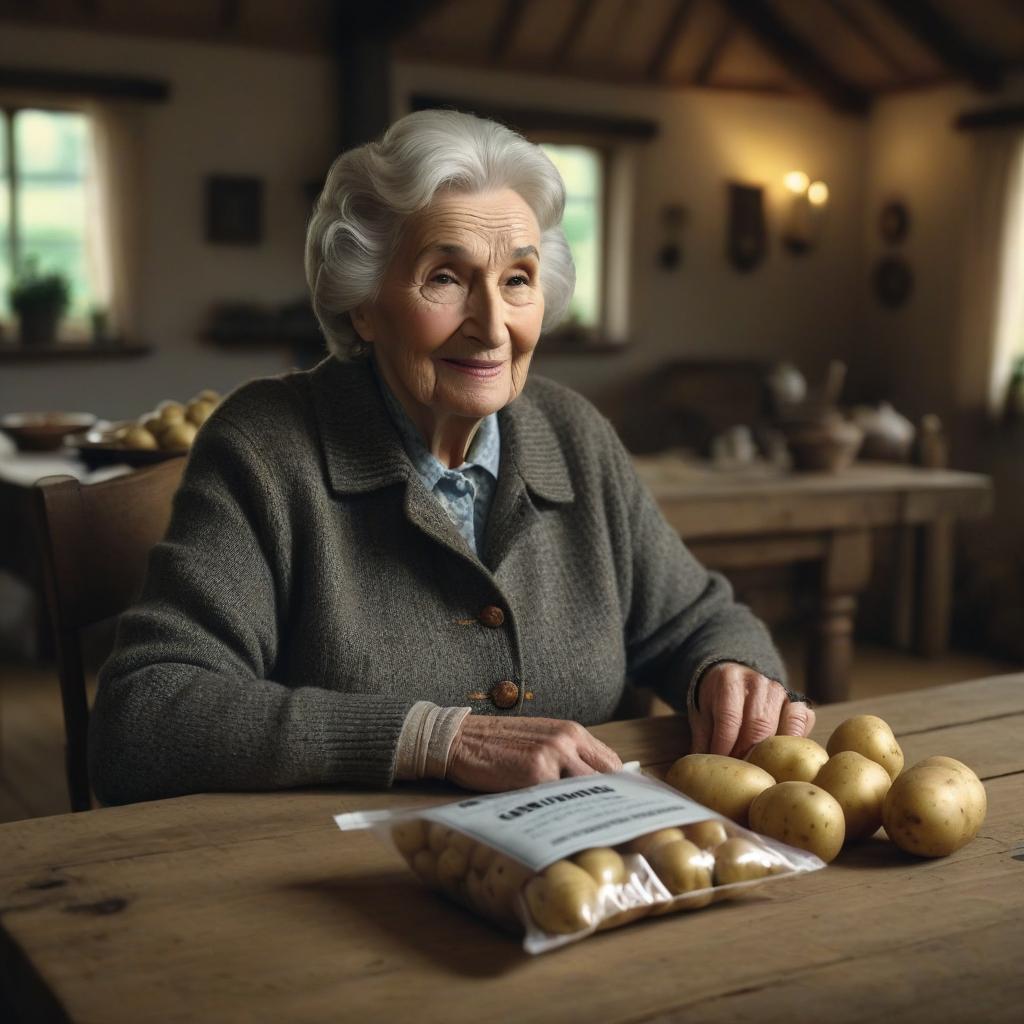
[417,770,721,871]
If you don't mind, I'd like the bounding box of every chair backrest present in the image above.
[32,457,186,811]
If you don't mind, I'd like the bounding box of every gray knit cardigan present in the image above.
[89,356,785,805]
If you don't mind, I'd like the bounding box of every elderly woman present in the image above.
[90,110,813,805]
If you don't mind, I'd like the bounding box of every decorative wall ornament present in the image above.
[727,183,766,272]
[206,175,263,245]
[873,255,914,308]
[879,200,910,244]
[657,203,688,270]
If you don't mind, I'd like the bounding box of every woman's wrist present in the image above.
[394,702,472,780]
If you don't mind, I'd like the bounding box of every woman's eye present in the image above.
[506,274,530,287]
[431,272,456,286]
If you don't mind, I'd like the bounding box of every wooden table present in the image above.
[1,676,1021,1023]
[635,457,994,703]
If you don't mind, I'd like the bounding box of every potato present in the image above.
[411,849,438,886]
[883,761,987,858]
[186,399,215,427]
[140,414,166,437]
[814,750,892,842]
[157,401,186,424]
[427,822,451,854]
[747,736,829,783]
[470,841,497,875]
[683,820,729,849]
[446,830,474,856]
[390,820,427,858]
[648,839,713,909]
[482,855,533,925]
[196,388,221,404]
[665,754,775,826]
[713,837,778,886]
[464,868,488,914]
[748,782,846,863]
[623,827,685,857]
[436,845,470,894]
[573,847,625,886]
[160,421,197,451]
[524,860,599,934]
[826,715,904,780]
[121,425,159,451]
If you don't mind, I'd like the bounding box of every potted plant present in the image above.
[9,259,70,346]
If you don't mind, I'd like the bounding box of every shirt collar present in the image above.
[371,357,500,488]
[307,356,573,504]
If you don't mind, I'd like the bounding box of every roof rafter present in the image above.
[490,0,527,62]
[695,17,736,85]
[647,0,696,81]
[826,0,908,82]
[721,0,870,113]
[550,0,596,69]
[877,0,1004,92]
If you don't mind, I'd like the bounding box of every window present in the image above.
[1,106,97,332]
[538,143,604,331]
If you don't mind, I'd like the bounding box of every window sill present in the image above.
[0,341,152,362]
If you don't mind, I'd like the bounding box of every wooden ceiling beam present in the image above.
[826,0,908,81]
[342,0,448,41]
[877,0,1004,92]
[721,0,870,113]
[490,0,527,61]
[218,0,241,36]
[550,0,596,68]
[647,0,695,81]
[694,18,736,85]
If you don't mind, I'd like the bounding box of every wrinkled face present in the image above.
[351,188,545,428]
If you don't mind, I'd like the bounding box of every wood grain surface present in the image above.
[1,675,1022,1024]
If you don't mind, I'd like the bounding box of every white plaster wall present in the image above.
[858,75,1024,422]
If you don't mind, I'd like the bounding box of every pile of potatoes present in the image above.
[111,390,222,452]
[390,816,787,937]
[665,714,987,864]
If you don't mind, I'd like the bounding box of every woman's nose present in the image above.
[463,282,508,348]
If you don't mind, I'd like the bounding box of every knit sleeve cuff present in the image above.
[394,702,472,781]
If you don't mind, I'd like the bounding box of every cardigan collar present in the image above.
[307,356,575,505]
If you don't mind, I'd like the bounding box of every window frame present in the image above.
[0,99,95,334]
[534,134,613,339]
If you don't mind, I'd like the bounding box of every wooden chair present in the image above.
[32,458,186,812]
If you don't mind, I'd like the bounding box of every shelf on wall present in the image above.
[0,342,153,363]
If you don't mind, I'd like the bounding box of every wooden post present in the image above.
[918,516,954,658]
[806,528,872,703]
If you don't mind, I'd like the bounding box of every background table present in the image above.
[1,675,1021,1023]
[635,457,994,702]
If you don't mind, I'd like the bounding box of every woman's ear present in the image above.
[349,304,376,344]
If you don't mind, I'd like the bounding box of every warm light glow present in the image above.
[808,181,830,206]
[784,170,810,194]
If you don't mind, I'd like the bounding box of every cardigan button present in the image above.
[490,680,519,709]
[478,605,505,628]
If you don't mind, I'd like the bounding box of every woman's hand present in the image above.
[446,716,623,793]
[688,662,816,758]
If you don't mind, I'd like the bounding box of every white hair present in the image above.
[305,109,576,358]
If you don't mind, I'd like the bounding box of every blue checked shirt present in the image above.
[374,364,500,557]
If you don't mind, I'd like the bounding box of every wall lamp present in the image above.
[782,171,829,254]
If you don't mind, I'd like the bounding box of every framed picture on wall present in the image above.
[206,175,263,245]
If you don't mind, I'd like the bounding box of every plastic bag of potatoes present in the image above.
[334,768,825,954]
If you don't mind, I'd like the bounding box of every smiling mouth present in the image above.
[439,358,505,378]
